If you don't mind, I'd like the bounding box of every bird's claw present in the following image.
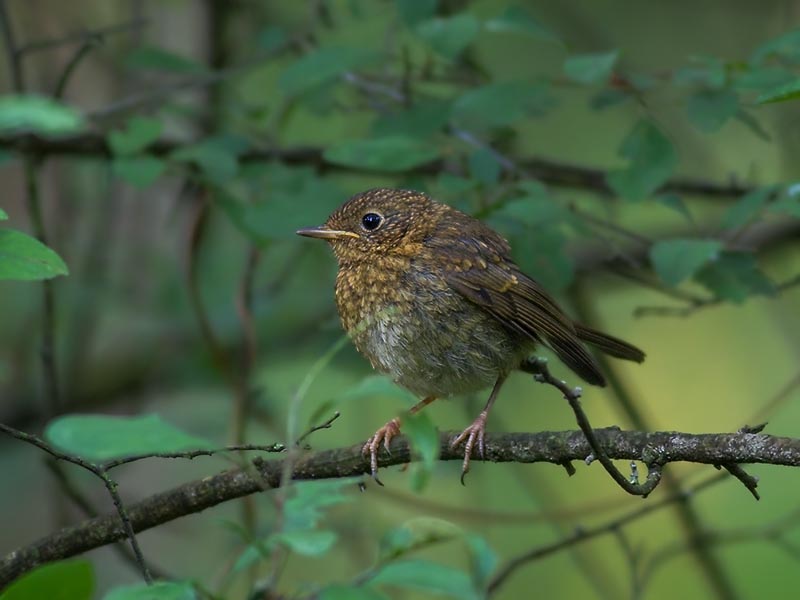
[450,411,489,485]
[362,418,401,485]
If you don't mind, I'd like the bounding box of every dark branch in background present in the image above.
[634,272,800,318]
[487,473,728,595]
[2,425,800,589]
[0,1,61,417]
[0,132,752,198]
[15,17,148,55]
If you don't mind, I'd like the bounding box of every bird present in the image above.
[297,188,645,482]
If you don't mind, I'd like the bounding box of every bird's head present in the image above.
[296,188,442,264]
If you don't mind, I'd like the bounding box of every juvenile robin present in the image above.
[297,188,644,482]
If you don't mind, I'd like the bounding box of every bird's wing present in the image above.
[428,234,605,386]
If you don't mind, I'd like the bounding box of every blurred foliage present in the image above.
[1,1,800,599]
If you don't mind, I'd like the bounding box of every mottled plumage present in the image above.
[297,188,644,481]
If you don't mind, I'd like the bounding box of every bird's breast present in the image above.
[334,258,529,398]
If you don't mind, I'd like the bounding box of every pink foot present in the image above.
[450,411,489,484]
[362,418,401,484]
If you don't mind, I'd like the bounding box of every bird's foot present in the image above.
[362,418,401,485]
[450,410,489,485]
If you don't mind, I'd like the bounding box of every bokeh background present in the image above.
[1,1,799,598]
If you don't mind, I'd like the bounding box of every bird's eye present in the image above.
[361,212,383,231]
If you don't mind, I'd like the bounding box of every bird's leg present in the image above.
[362,395,437,484]
[450,374,507,483]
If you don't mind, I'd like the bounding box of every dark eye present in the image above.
[361,212,383,231]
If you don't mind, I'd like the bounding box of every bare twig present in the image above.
[0,423,152,585]
[296,411,341,447]
[101,442,286,471]
[521,357,663,497]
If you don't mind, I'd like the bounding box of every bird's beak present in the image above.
[296,226,359,240]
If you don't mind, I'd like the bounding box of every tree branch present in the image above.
[0,132,752,198]
[2,427,800,589]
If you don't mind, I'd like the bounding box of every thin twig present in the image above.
[101,442,286,471]
[296,411,341,447]
[53,36,100,99]
[45,460,172,581]
[0,423,152,584]
[521,357,663,497]
[16,17,148,55]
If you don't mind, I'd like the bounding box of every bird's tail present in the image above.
[574,323,646,363]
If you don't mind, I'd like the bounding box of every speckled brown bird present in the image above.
[297,188,645,482]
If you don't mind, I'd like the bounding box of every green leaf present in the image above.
[494,187,566,226]
[466,534,498,590]
[607,119,677,201]
[721,187,772,230]
[672,57,726,88]
[769,192,800,217]
[273,529,337,556]
[468,148,501,185]
[111,156,166,188]
[380,517,463,562]
[451,81,553,129]
[656,194,693,222]
[513,228,574,291]
[484,6,560,43]
[0,229,68,281]
[279,47,375,96]
[373,99,451,138]
[257,26,288,53]
[403,411,439,491]
[563,50,619,85]
[370,560,478,600]
[756,78,800,104]
[0,560,93,600]
[125,46,207,74]
[319,586,388,600]
[103,581,196,600]
[415,14,480,59]
[694,252,775,303]
[0,95,84,136]
[170,134,247,184]
[733,66,794,91]
[750,29,800,65]
[215,164,341,242]
[686,89,738,132]
[283,478,360,532]
[45,414,212,461]
[108,117,163,156]
[649,239,723,286]
[0,208,7,220]
[324,136,440,172]
[395,0,437,26]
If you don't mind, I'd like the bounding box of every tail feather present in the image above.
[574,324,645,363]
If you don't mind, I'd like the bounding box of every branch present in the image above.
[0,132,751,198]
[3,427,800,589]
